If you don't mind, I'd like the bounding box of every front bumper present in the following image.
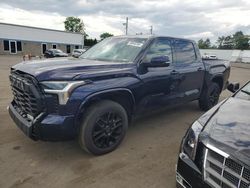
[176,152,211,188]
[8,103,76,141]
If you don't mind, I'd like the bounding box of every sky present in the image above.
[0,0,250,42]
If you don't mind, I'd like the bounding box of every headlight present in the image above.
[182,121,203,160]
[40,81,86,105]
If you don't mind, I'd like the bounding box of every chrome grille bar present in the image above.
[204,144,250,188]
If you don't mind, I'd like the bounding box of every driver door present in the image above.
[137,37,176,112]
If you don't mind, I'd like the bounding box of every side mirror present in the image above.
[142,55,170,68]
[227,82,240,93]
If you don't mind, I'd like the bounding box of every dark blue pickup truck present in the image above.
[8,36,230,155]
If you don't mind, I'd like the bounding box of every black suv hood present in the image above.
[12,58,136,81]
[203,97,250,166]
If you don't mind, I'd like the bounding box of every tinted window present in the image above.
[3,40,9,51]
[17,41,22,51]
[174,40,196,64]
[144,38,172,63]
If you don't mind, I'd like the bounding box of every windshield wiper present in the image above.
[241,89,250,95]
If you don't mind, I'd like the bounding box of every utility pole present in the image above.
[150,25,153,35]
[122,17,128,35]
[125,17,128,35]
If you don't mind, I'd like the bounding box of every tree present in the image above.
[64,17,85,35]
[198,38,211,49]
[217,36,225,49]
[233,31,249,50]
[100,32,114,40]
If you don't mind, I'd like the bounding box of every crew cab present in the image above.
[176,82,250,188]
[8,36,230,155]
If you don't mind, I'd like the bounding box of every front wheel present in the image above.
[78,100,128,155]
[199,83,221,111]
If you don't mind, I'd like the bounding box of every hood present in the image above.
[11,58,136,81]
[202,97,250,166]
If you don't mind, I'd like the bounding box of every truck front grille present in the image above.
[9,71,45,120]
[204,146,250,188]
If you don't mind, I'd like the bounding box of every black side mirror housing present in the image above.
[227,82,240,93]
[142,55,170,68]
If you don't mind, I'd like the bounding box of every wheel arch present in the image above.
[211,75,224,92]
[76,88,136,128]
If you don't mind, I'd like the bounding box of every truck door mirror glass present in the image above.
[227,82,240,93]
[142,55,170,68]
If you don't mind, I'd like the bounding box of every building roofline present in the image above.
[0,22,83,35]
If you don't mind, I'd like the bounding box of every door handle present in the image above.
[171,70,179,75]
[197,67,203,71]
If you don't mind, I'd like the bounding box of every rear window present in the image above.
[174,40,196,64]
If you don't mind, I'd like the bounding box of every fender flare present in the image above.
[75,88,136,126]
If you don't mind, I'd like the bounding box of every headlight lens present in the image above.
[40,81,86,105]
[182,121,203,160]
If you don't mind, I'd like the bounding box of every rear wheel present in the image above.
[78,100,128,155]
[199,83,221,111]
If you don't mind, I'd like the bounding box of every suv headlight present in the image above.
[182,121,203,160]
[40,81,86,105]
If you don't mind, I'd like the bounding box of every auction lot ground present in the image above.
[0,55,249,188]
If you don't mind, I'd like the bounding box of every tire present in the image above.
[78,100,128,155]
[199,83,221,111]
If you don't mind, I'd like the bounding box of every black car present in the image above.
[44,49,68,58]
[176,81,250,188]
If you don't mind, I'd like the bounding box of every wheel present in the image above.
[199,83,220,111]
[78,100,128,155]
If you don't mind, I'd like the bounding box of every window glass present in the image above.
[75,45,79,49]
[17,41,22,51]
[4,40,9,51]
[174,40,196,64]
[144,38,172,63]
[80,37,147,62]
[52,44,57,49]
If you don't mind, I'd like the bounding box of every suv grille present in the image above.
[204,146,250,188]
[9,71,45,120]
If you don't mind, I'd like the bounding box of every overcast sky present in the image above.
[0,0,250,42]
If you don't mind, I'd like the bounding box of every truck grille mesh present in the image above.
[204,147,250,188]
[9,71,45,120]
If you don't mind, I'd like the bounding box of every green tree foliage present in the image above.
[233,31,249,50]
[64,16,85,35]
[100,32,114,40]
[198,38,211,49]
[84,38,97,46]
[216,31,249,50]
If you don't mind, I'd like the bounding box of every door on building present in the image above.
[42,43,47,54]
[9,41,17,54]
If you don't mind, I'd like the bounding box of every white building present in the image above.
[0,22,84,56]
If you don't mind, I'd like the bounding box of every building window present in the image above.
[52,44,57,49]
[66,45,71,53]
[75,45,79,49]
[3,40,9,51]
[17,41,22,51]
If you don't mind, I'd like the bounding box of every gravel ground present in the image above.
[0,55,249,188]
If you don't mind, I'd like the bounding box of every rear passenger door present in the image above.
[172,40,205,102]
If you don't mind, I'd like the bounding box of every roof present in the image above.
[113,34,194,42]
[0,22,83,45]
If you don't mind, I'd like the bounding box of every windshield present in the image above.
[235,82,250,101]
[80,37,147,62]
